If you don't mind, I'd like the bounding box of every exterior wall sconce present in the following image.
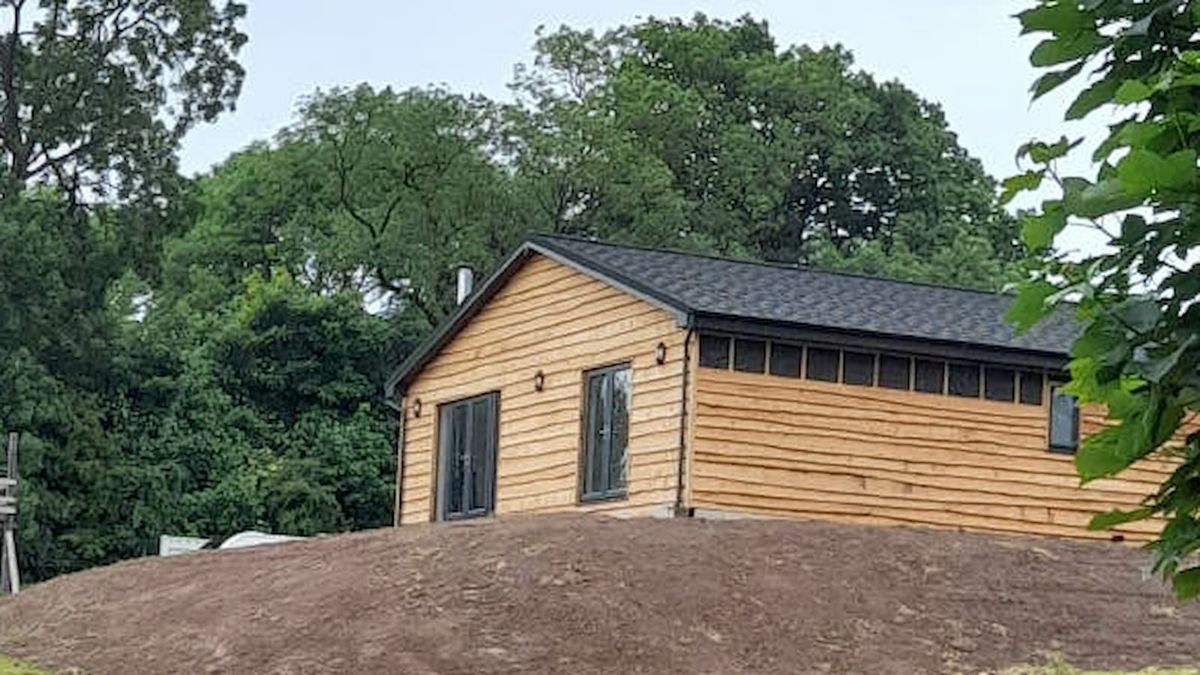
[412,398,423,418]
[533,370,546,392]
[655,342,668,365]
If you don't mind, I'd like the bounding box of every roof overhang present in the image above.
[383,238,691,401]
[384,235,1071,404]
[692,313,1069,371]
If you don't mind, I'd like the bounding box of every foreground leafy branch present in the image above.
[1008,0,1200,599]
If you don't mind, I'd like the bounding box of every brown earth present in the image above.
[0,514,1198,674]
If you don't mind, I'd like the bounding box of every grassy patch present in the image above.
[1006,653,1200,675]
[0,655,51,675]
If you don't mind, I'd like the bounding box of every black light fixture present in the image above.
[533,370,546,392]
[412,398,423,417]
[655,341,668,365]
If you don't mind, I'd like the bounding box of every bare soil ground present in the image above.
[0,514,1197,674]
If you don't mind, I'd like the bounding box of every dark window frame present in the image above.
[806,346,841,383]
[947,361,982,398]
[914,358,946,394]
[878,353,913,390]
[699,334,732,370]
[841,350,876,387]
[436,391,500,521]
[579,362,633,503]
[734,338,768,374]
[1019,370,1044,406]
[768,341,803,378]
[1048,383,1080,454]
[984,366,1016,403]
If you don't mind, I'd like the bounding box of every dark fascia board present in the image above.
[383,238,692,400]
[692,314,1069,372]
[385,235,1070,401]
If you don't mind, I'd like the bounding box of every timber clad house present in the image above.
[385,235,1177,540]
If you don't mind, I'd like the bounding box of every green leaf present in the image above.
[1076,426,1130,481]
[1066,77,1120,120]
[1161,149,1197,189]
[1066,178,1141,218]
[1118,149,1163,193]
[1138,337,1195,383]
[1114,297,1162,333]
[1031,62,1085,99]
[1118,149,1197,194]
[1031,33,1105,67]
[1000,170,1044,204]
[1020,204,1066,250]
[1172,567,1200,600]
[1114,79,1153,103]
[1006,279,1057,333]
[1017,3,1094,35]
[1088,507,1153,530]
[1180,50,1200,67]
[1023,136,1081,164]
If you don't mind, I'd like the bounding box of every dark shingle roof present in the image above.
[386,234,1079,397]
[530,235,1079,357]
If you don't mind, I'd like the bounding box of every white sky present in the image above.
[178,0,1118,254]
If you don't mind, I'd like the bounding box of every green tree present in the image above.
[0,0,247,204]
[510,15,1022,288]
[1008,0,1200,599]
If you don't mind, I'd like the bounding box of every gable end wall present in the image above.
[398,254,688,524]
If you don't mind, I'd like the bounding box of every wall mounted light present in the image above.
[533,370,546,392]
[412,398,423,418]
[655,342,668,365]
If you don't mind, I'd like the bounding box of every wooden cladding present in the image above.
[689,367,1180,541]
[399,254,685,525]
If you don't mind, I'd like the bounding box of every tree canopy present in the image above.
[1,11,1026,582]
[1009,0,1200,599]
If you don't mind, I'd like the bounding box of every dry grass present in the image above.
[1007,652,1200,675]
[0,655,50,675]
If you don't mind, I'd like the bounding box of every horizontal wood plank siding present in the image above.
[691,368,1182,540]
[399,254,685,524]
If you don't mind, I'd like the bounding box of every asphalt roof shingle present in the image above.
[532,235,1080,357]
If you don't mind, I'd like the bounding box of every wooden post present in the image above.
[1,432,18,595]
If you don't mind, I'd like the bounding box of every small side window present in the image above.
[1019,371,1044,406]
[1049,385,1080,453]
[699,335,730,369]
[878,354,911,390]
[842,351,875,386]
[984,367,1015,402]
[769,343,802,378]
[806,347,840,382]
[734,339,767,373]
[948,363,981,398]
[914,359,945,394]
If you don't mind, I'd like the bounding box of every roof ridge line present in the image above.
[526,232,1018,299]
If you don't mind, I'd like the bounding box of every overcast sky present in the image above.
[179,0,1116,253]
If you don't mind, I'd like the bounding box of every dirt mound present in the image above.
[0,515,1197,674]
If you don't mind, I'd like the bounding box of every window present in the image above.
[581,365,631,501]
[878,354,911,390]
[842,351,875,386]
[914,359,945,394]
[699,335,730,369]
[948,363,981,398]
[806,347,840,382]
[984,367,1015,402]
[734,339,767,373]
[1019,371,1044,406]
[769,342,802,377]
[438,393,498,520]
[1049,385,1079,453]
